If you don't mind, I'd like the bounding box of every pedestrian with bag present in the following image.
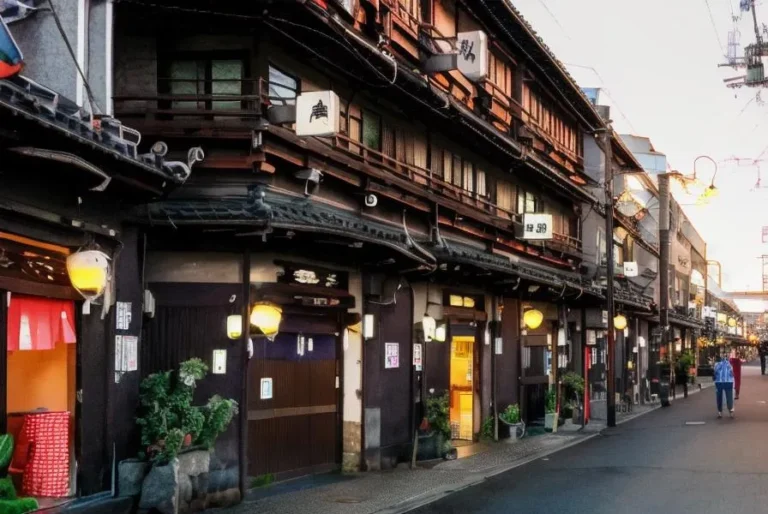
[760,340,768,375]
[714,354,735,419]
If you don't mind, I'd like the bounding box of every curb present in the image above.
[378,385,712,514]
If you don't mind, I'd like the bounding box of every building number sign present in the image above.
[522,213,553,240]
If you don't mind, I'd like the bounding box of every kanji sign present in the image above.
[522,213,553,240]
[296,91,340,137]
[623,261,639,277]
[456,31,488,81]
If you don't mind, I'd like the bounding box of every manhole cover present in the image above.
[334,498,364,504]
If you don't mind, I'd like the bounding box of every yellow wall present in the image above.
[7,343,76,414]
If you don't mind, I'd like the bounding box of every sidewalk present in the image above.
[219,384,713,514]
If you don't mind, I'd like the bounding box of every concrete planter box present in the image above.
[545,413,559,432]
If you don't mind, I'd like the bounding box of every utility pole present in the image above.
[602,129,617,428]
[658,173,672,405]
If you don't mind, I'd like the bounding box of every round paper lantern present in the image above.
[66,250,110,301]
[227,315,243,340]
[250,302,282,341]
[614,314,628,331]
[523,308,544,330]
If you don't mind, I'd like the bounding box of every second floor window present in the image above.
[268,65,298,106]
[166,54,245,111]
[517,189,539,213]
[496,179,515,218]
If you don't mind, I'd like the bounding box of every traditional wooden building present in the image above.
[107,0,628,481]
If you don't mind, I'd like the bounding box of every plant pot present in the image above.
[545,412,558,431]
[118,458,149,498]
[499,420,524,440]
[416,432,446,461]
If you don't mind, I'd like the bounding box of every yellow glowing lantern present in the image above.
[614,314,628,331]
[435,324,447,342]
[523,308,544,330]
[227,315,243,340]
[728,317,737,328]
[66,250,110,301]
[250,302,282,341]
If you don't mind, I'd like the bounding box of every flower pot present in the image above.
[499,419,524,440]
[545,412,558,431]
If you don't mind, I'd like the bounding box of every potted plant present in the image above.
[128,358,239,513]
[498,404,525,440]
[561,372,585,424]
[0,433,38,514]
[417,392,455,460]
[544,388,558,431]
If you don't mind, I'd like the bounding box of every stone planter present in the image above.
[118,459,149,498]
[499,419,525,440]
[545,412,558,432]
[139,459,179,514]
[137,449,212,514]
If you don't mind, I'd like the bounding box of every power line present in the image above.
[536,0,571,41]
[704,0,727,56]
[562,62,639,134]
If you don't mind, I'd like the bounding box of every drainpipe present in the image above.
[492,295,498,441]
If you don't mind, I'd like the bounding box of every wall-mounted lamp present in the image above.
[227,314,243,340]
[363,313,375,340]
[66,249,110,301]
[422,314,436,342]
[435,324,447,343]
[523,307,544,330]
[250,302,282,341]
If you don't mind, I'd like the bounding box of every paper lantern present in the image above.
[66,250,109,301]
[523,308,544,330]
[435,324,447,343]
[227,315,243,340]
[422,314,436,342]
[614,314,628,331]
[363,314,375,340]
[250,303,282,341]
[727,317,737,328]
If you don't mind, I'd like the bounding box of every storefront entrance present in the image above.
[1,233,79,506]
[449,334,474,442]
[247,318,341,480]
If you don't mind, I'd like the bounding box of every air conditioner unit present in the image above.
[596,105,611,122]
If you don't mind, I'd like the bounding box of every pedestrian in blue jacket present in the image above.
[713,354,735,418]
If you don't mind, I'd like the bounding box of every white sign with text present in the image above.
[522,213,553,240]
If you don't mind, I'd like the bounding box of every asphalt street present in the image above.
[411,362,768,514]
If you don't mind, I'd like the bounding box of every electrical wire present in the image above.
[704,0,728,56]
[46,0,101,115]
[536,0,571,41]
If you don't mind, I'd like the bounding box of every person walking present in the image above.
[729,352,742,400]
[760,340,768,375]
[714,354,735,418]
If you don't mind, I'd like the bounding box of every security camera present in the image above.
[364,193,378,207]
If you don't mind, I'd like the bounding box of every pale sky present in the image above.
[515,0,768,310]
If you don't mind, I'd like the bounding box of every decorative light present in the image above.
[422,314,436,342]
[435,324,447,343]
[614,314,628,331]
[66,249,110,301]
[728,317,737,328]
[227,315,243,340]
[363,313,375,340]
[523,308,544,330]
[250,302,282,341]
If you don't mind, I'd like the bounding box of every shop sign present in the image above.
[260,378,273,400]
[296,91,340,137]
[522,213,553,240]
[212,349,227,374]
[413,343,422,371]
[385,342,400,369]
[623,261,638,277]
[456,31,488,81]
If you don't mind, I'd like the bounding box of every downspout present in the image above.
[492,295,498,441]
[239,250,251,497]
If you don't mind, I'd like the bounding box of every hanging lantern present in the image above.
[422,314,436,342]
[523,308,544,330]
[728,317,737,328]
[227,315,243,340]
[614,314,628,331]
[66,250,110,301]
[250,302,282,341]
[435,324,447,343]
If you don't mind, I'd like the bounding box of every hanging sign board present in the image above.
[413,343,422,371]
[295,91,340,137]
[522,213,553,240]
[623,262,639,277]
[456,31,488,81]
[385,342,400,369]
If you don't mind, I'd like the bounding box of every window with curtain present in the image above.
[517,188,538,213]
[362,110,381,150]
[476,168,487,197]
[496,179,515,215]
[462,161,474,193]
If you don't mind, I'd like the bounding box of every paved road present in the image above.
[411,363,768,514]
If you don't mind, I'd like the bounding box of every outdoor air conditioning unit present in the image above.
[596,105,611,122]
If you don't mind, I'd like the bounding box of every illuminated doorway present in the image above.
[449,335,474,441]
